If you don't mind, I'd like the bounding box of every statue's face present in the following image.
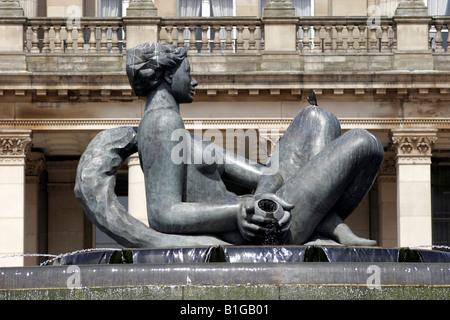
[170,59,198,104]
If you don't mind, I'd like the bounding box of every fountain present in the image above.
[0,245,449,300]
[1,42,449,301]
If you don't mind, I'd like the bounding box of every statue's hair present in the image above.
[126,42,188,97]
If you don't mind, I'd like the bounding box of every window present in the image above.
[98,0,123,17]
[177,0,234,17]
[425,0,450,15]
[210,0,234,16]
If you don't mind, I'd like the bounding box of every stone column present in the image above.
[24,151,46,266]
[127,153,148,226]
[0,130,32,267]
[123,0,160,48]
[377,150,398,247]
[262,0,298,52]
[391,129,437,248]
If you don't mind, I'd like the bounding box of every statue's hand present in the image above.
[237,194,293,243]
[237,196,276,243]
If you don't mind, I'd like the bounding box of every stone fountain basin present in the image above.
[0,246,449,300]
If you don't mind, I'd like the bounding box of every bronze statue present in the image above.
[75,42,384,248]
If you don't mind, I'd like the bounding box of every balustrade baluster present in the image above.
[225,26,233,53]
[302,26,310,53]
[248,25,256,51]
[335,25,344,52]
[258,26,264,51]
[176,26,185,47]
[188,25,196,51]
[73,27,80,53]
[368,28,378,52]
[48,26,55,53]
[66,27,74,53]
[318,26,326,53]
[346,25,355,52]
[313,25,321,53]
[54,25,62,53]
[295,25,301,51]
[42,25,50,53]
[100,27,108,52]
[89,26,97,53]
[111,26,119,53]
[435,25,444,53]
[381,26,389,52]
[30,25,39,53]
[165,26,173,45]
[25,25,32,52]
[213,25,221,53]
[323,26,331,52]
[358,25,367,52]
[236,25,244,52]
[200,25,209,53]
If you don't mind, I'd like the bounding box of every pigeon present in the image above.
[307,90,318,106]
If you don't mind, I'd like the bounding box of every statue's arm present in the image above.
[141,111,242,235]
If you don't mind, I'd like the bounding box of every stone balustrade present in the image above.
[16,16,450,57]
[159,17,263,53]
[431,17,449,53]
[0,14,446,74]
[296,17,397,53]
[25,17,125,54]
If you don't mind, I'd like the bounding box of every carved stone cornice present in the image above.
[0,130,32,156]
[2,118,450,132]
[390,129,438,165]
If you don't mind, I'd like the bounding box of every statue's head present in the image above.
[126,42,197,103]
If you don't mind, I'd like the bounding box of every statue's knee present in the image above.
[296,106,340,130]
[348,129,384,161]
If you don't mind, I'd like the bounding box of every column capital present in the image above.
[0,130,32,165]
[390,129,437,164]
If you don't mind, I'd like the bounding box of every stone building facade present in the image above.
[0,0,449,266]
